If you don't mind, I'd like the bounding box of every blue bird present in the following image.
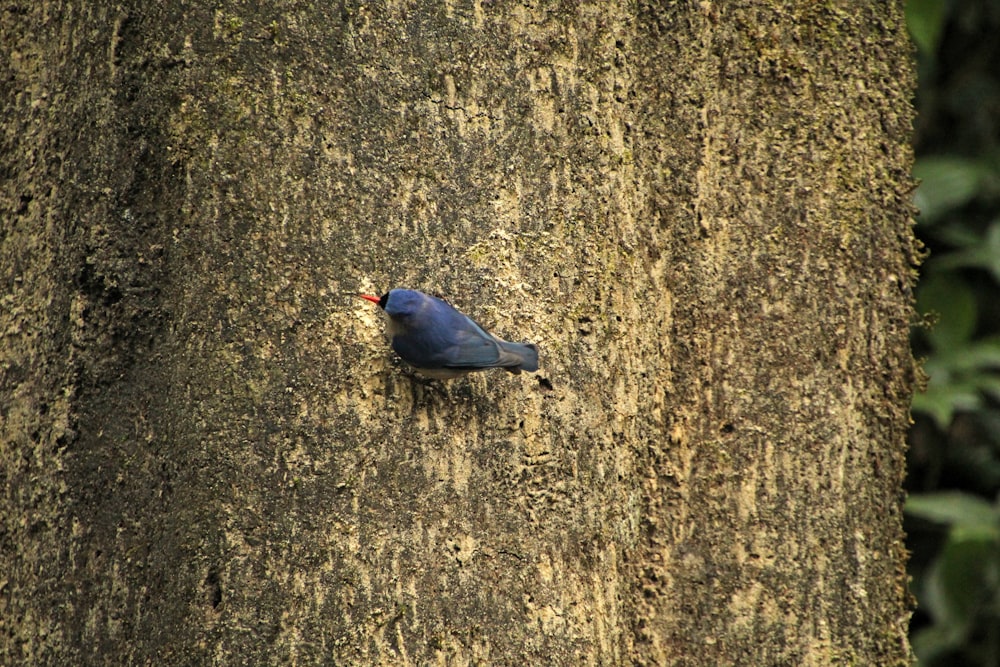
[359,288,539,379]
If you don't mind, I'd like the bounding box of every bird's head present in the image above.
[359,289,424,320]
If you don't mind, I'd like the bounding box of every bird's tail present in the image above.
[498,341,539,374]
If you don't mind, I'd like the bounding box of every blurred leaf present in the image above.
[911,623,963,664]
[907,0,949,55]
[941,337,1000,372]
[932,220,985,248]
[934,219,1000,281]
[922,532,999,631]
[917,273,978,350]
[911,381,981,428]
[906,491,1000,531]
[914,339,1000,427]
[921,344,1000,380]
[976,374,1000,405]
[913,157,987,224]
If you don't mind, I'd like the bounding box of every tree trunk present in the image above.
[2,2,916,665]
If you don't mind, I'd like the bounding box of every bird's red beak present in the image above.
[358,294,381,304]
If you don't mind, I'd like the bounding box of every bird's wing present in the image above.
[437,321,505,368]
[438,316,529,370]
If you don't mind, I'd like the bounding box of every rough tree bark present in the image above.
[2,1,916,665]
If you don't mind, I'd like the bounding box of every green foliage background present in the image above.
[906,1,1000,664]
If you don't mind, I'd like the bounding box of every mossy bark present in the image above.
[2,2,916,665]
